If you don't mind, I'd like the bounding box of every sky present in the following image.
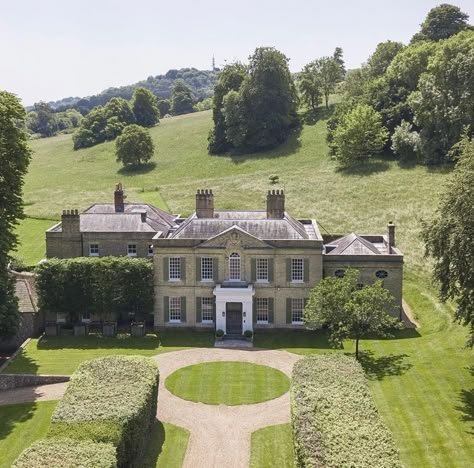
[1,0,473,106]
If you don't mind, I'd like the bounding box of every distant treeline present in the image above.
[36,68,219,114]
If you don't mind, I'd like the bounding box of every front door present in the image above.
[226,302,243,335]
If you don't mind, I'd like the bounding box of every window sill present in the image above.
[290,280,304,284]
[169,319,181,323]
[202,320,214,324]
[292,321,304,325]
[200,279,214,283]
[256,280,269,284]
[257,321,269,324]
[127,254,137,257]
[89,254,99,257]
[168,278,182,282]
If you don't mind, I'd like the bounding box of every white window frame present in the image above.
[291,298,304,324]
[89,243,99,257]
[256,258,269,282]
[201,297,214,323]
[148,244,154,256]
[127,244,137,257]
[169,297,181,322]
[256,298,269,324]
[291,258,304,283]
[229,252,241,281]
[201,257,214,282]
[81,311,91,323]
[169,257,181,281]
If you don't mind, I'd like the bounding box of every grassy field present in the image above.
[0,401,57,467]
[165,362,290,405]
[3,331,214,375]
[250,423,295,468]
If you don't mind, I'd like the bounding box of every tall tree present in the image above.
[315,57,341,109]
[412,3,472,42]
[31,101,58,137]
[298,61,323,111]
[0,91,32,337]
[304,268,398,359]
[171,80,194,115]
[367,41,405,78]
[208,62,246,154]
[115,124,154,167]
[131,87,160,128]
[422,138,474,346]
[224,47,299,153]
[333,46,346,78]
[409,31,474,164]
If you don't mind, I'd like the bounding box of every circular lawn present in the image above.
[165,361,290,405]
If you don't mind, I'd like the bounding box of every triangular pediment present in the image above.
[197,225,272,249]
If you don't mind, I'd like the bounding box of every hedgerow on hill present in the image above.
[291,354,401,468]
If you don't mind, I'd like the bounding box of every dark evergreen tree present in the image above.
[132,87,160,127]
[171,80,194,115]
[0,91,32,337]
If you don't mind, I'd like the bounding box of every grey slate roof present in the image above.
[170,210,314,240]
[326,233,383,255]
[15,279,36,313]
[49,203,176,235]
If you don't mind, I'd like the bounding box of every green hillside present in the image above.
[18,108,445,272]
[11,108,474,466]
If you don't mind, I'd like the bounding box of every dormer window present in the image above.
[229,253,241,281]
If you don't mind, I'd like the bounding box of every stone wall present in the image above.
[0,374,69,391]
[0,312,41,351]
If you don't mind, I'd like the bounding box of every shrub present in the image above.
[48,356,159,467]
[291,354,401,468]
[13,437,117,467]
[115,124,154,167]
[244,330,253,338]
[215,329,224,337]
[391,120,420,161]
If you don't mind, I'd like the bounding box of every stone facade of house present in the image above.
[153,190,403,335]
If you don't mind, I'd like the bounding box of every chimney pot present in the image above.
[196,189,214,218]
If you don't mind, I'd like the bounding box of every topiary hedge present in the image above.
[48,356,159,467]
[13,437,117,467]
[291,354,402,468]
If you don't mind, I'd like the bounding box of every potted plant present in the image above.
[215,329,224,341]
[130,321,145,337]
[244,330,253,342]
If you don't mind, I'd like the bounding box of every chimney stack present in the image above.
[114,182,125,212]
[387,222,396,252]
[61,209,80,235]
[267,190,285,219]
[196,189,214,218]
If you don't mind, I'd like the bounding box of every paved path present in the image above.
[155,348,301,468]
[0,382,67,405]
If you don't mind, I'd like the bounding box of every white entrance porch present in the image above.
[214,283,255,335]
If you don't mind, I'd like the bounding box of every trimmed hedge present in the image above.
[35,257,154,323]
[13,437,117,467]
[48,356,159,467]
[291,354,402,468]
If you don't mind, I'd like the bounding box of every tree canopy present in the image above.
[131,87,160,128]
[0,91,32,337]
[115,124,154,167]
[304,268,398,358]
[412,3,472,42]
[422,138,474,346]
[171,80,195,115]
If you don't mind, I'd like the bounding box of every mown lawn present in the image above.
[250,423,295,468]
[165,362,290,405]
[3,331,214,375]
[0,401,57,468]
[142,421,189,468]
